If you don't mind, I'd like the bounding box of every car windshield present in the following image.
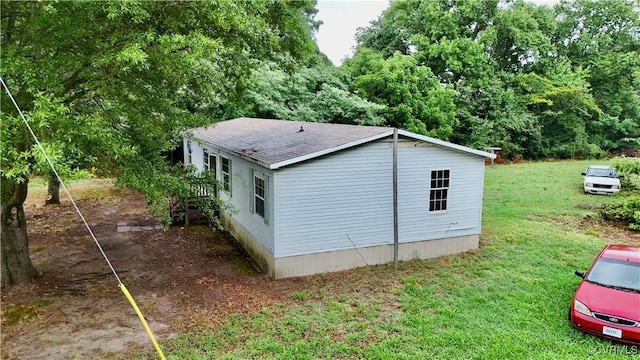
[586,168,617,178]
[586,257,640,292]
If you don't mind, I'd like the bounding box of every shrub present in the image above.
[611,156,640,191]
[621,177,638,191]
[584,143,606,159]
[601,196,640,230]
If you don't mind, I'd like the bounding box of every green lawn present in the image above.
[157,160,636,359]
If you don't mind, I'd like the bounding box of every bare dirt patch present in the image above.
[1,179,398,360]
[1,180,278,359]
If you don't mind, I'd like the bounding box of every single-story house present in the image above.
[183,117,495,279]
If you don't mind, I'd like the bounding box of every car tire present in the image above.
[567,307,572,323]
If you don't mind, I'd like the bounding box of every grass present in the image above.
[25,176,119,208]
[1,300,52,326]
[151,160,638,359]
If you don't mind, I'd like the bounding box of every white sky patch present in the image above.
[529,0,561,5]
[315,0,390,66]
[314,0,560,67]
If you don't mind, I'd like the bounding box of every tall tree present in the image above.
[345,48,457,139]
[452,76,543,159]
[486,0,555,74]
[516,69,603,158]
[0,0,319,288]
[242,62,386,125]
[350,0,639,159]
[357,0,498,84]
[554,0,640,152]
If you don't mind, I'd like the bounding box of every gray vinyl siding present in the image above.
[397,144,484,242]
[184,138,275,254]
[186,135,486,262]
[273,140,485,258]
[219,152,275,254]
[184,138,205,171]
[274,141,394,257]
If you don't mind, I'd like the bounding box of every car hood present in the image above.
[584,176,620,185]
[576,281,640,320]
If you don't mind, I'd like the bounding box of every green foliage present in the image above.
[357,0,497,84]
[243,63,386,125]
[0,0,319,285]
[486,0,555,74]
[347,0,640,159]
[452,76,543,158]
[601,196,640,230]
[290,291,309,301]
[1,300,51,326]
[611,156,640,190]
[611,156,640,176]
[345,49,457,138]
[553,0,640,153]
[1,0,319,220]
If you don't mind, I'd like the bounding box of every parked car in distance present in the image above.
[582,165,621,194]
[569,244,640,345]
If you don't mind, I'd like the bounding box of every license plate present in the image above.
[603,326,622,338]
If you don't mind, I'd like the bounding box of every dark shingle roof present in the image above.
[186,118,495,169]
[187,118,393,168]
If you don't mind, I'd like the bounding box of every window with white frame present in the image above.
[221,156,232,193]
[187,140,192,164]
[254,175,265,218]
[205,152,218,196]
[209,154,217,178]
[203,149,209,171]
[429,169,450,212]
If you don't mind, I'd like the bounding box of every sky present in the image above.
[315,0,390,66]
[314,0,560,66]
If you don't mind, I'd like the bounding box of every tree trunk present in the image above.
[1,175,39,288]
[46,175,60,205]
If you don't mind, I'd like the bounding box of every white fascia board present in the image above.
[269,129,395,169]
[397,129,496,159]
[184,133,273,168]
[186,128,495,171]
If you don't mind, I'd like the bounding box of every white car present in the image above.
[582,165,621,194]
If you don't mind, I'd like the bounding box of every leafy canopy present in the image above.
[348,0,640,158]
[1,0,319,220]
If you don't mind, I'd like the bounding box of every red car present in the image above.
[569,244,640,345]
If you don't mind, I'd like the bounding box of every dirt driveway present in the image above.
[1,180,309,359]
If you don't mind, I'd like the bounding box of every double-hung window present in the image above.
[429,169,450,212]
[254,176,265,218]
[221,156,232,194]
[203,149,209,171]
